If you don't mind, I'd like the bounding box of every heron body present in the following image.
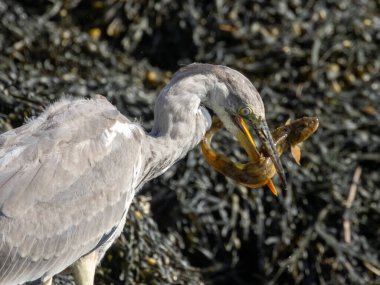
[0,63,285,285]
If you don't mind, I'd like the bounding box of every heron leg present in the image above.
[72,251,98,285]
[41,278,52,285]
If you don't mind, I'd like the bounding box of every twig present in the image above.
[343,166,362,243]
[346,166,362,208]
[363,261,380,276]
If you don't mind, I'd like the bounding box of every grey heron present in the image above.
[0,63,285,285]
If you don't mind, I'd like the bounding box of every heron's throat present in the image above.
[141,74,216,183]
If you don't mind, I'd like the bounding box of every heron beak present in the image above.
[233,116,287,190]
[233,116,261,161]
[233,116,281,196]
[251,119,287,190]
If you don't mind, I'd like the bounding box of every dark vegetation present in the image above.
[0,0,379,284]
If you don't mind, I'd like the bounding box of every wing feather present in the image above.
[0,96,143,284]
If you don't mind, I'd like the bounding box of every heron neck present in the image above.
[138,74,215,183]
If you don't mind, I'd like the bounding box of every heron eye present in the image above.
[239,106,252,117]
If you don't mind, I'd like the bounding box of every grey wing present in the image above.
[0,96,144,284]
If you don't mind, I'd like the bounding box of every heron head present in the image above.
[173,63,287,190]
[207,66,287,191]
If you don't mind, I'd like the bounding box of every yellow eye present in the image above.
[239,106,252,117]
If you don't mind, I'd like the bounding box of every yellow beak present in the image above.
[234,117,279,196]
